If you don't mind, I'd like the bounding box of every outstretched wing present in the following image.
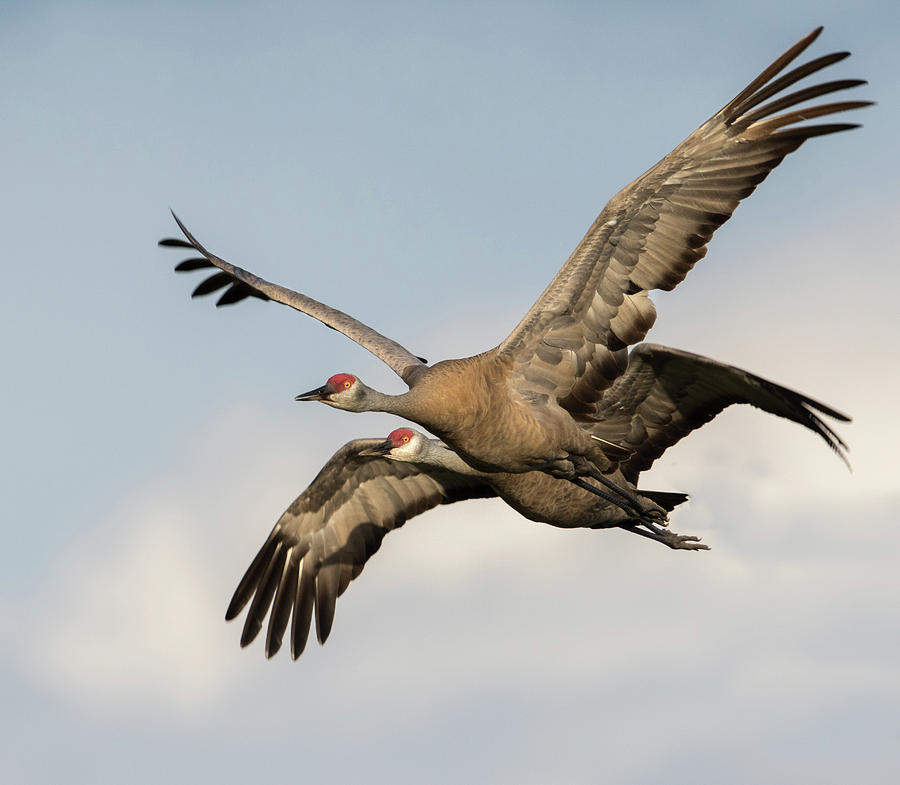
[160,214,429,387]
[590,344,850,483]
[227,438,495,659]
[499,28,869,418]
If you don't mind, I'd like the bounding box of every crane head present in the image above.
[359,428,427,460]
[295,373,365,410]
[387,427,416,448]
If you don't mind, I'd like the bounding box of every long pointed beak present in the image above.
[357,439,393,458]
[295,385,330,402]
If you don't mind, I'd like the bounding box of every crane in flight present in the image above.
[161,27,866,526]
[223,343,847,659]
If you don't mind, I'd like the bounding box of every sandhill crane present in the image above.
[161,28,866,523]
[226,343,848,659]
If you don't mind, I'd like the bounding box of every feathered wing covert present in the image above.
[591,344,850,481]
[499,27,869,420]
[226,439,493,659]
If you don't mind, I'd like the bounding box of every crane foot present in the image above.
[622,522,710,551]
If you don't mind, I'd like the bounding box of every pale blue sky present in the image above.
[3,2,899,783]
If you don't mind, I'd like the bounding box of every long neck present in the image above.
[359,387,421,420]
[420,441,488,477]
[357,359,490,437]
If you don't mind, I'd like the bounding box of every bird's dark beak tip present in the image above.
[359,439,393,458]
[295,384,329,402]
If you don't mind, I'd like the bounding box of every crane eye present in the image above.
[343,380,352,389]
[402,435,410,443]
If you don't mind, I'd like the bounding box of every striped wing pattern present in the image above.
[592,344,850,483]
[500,28,869,420]
[226,439,494,659]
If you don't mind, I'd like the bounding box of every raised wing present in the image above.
[226,438,494,659]
[590,344,850,482]
[160,213,429,386]
[499,28,870,418]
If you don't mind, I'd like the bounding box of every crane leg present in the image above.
[568,457,667,524]
[568,476,667,526]
[570,477,639,510]
[619,522,709,551]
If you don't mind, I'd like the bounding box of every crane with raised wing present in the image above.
[161,27,865,525]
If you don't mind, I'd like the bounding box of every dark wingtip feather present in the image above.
[265,555,300,658]
[723,27,826,119]
[314,565,340,645]
[240,619,263,648]
[739,80,869,129]
[291,565,316,660]
[216,283,251,306]
[225,538,279,622]
[158,237,192,248]
[774,122,863,141]
[175,258,215,272]
[800,395,851,424]
[798,405,851,471]
[191,271,232,298]
[240,543,287,649]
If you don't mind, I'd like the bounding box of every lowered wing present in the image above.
[590,344,850,483]
[226,438,494,659]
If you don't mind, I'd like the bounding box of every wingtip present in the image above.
[793,25,824,55]
[170,209,188,236]
[265,640,283,659]
[170,209,198,247]
[290,629,309,660]
[169,212,222,263]
[240,622,261,648]
[834,438,852,472]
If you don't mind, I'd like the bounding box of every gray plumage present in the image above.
[161,28,864,519]
[226,345,847,659]
[158,29,861,657]
[226,438,493,659]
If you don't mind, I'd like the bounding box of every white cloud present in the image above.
[23,502,234,716]
[8,388,899,782]
[10,204,900,774]
[13,402,310,719]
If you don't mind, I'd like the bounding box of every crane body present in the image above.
[155,28,866,658]
[163,27,866,524]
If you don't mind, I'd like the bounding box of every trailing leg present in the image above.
[619,521,709,551]
[568,455,668,524]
